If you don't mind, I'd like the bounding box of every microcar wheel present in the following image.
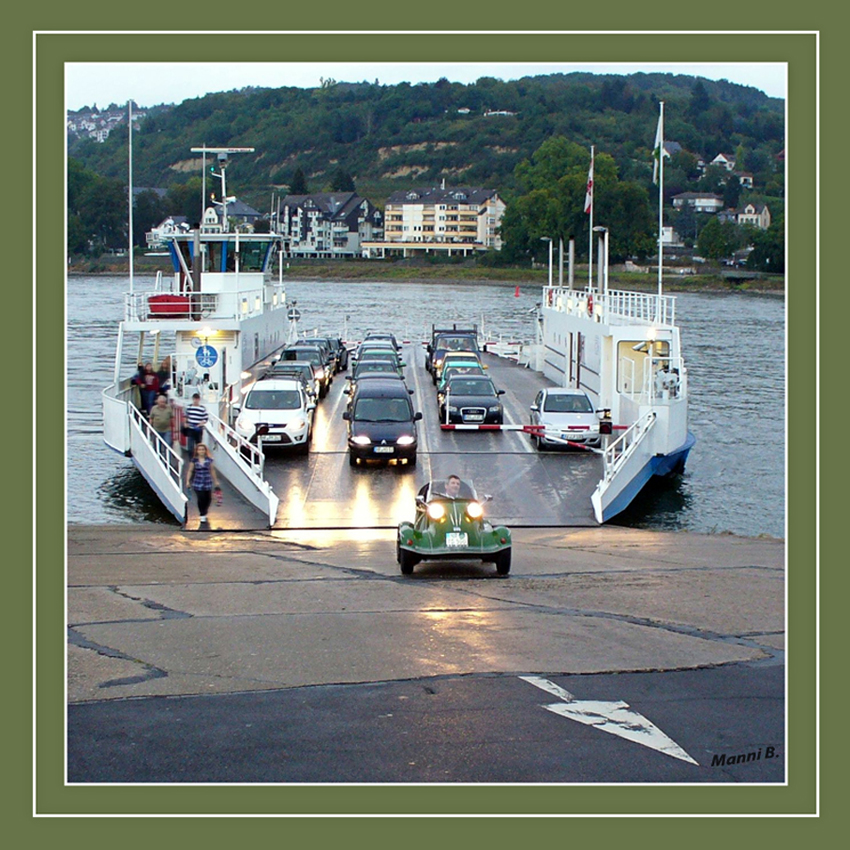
[494,548,511,575]
[399,548,418,575]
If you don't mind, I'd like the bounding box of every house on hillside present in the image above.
[277,192,383,258]
[145,216,190,249]
[735,202,771,230]
[672,192,724,214]
[710,153,737,171]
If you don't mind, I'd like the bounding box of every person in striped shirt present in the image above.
[183,393,208,456]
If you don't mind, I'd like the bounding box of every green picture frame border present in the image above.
[19,16,825,827]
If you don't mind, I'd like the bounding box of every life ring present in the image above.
[587,294,594,315]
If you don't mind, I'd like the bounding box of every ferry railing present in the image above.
[127,405,188,524]
[544,287,677,328]
[599,409,657,485]
[123,283,288,323]
[204,411,279,527]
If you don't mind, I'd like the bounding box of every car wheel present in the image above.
[348,452,358,467]
[494,547,511,576]
[536,435,549,452]
[407,453,417,468]
[399,547,418,575]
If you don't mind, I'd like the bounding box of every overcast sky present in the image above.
[65,61,786,111]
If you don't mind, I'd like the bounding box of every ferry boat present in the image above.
[534,243,694,523]
[101,146,289,526]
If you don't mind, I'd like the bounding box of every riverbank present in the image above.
[68,255,785,293]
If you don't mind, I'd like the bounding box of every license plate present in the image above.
[446,532,468,548]
[262,434,283,442]
[464,414,484,421]
[373,446,395,454]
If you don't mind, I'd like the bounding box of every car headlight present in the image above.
[351,435,372,446]
[448,405,459,413]
[427,502,445,520]
[396,435,415,446]
[316,367,325,379]
[488,405,502,413]
[466,501,483,519]
[235,416,250,432]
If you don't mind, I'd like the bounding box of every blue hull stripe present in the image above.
[602,432,696,522]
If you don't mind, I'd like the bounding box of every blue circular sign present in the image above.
[196,345,218,368]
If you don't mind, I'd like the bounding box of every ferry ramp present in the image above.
[188,345,601,531]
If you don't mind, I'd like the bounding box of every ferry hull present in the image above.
[599,431,695,523]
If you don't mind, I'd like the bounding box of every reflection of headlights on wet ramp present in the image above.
[466,501,483,519]
[427,502,445,520]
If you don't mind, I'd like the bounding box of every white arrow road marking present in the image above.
[520,676,699,765]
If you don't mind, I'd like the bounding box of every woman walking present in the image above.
[185,444,220,527]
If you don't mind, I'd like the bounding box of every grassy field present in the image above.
[68,254,784,293]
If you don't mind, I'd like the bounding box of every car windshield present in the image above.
[442,364,483,380]
[353,397,412,422]
[437,337,477,352]
[245,390,302,410]
[283,350,321,366]
[448,378,495,396]
[544,394,594,413]
[355,360,400,375]
[424,479,477,500]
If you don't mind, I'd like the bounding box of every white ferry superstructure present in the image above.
[102,147,287,525]
[536,247,695,522]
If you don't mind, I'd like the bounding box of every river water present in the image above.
[67,274,785,538]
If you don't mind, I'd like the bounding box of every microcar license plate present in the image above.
[446,532,468,548]
[373,446,395,454]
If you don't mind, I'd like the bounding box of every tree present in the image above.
[133,189,167,248]
[290,167,308,195]
[746,219,784,272]
[329,167,356,192]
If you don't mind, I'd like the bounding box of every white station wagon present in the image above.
[234,378,316,452]
[529,388,601,450]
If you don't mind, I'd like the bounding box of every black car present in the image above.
[439,375,505,425]
[280,345,331,397]
[298,337,337,376]
[343,379,422,467]
[327,337,350,371]
[363,331,402,352]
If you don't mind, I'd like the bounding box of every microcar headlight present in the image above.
[427,502,445,520]
[352,435,372,446]
[466,501,484,519]
[396,435,415,446]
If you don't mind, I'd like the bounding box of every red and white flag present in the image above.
[584,151,594,214]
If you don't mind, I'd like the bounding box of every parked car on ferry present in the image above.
[439,375,505,425]
[279,345,331,397]
[363,331,402,351]
[396,477,511,576]
[351,344,406,373]
[427,327,480,382]
[263,360,320,403]
[234,378,315,452]
[298,337,338,376]
[529,388,601,450]
[343,378,421,467]
[436,359,487,406]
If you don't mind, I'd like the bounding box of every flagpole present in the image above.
[657,102,664,311]
[128,100,134,294]
[587,145,594,291]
